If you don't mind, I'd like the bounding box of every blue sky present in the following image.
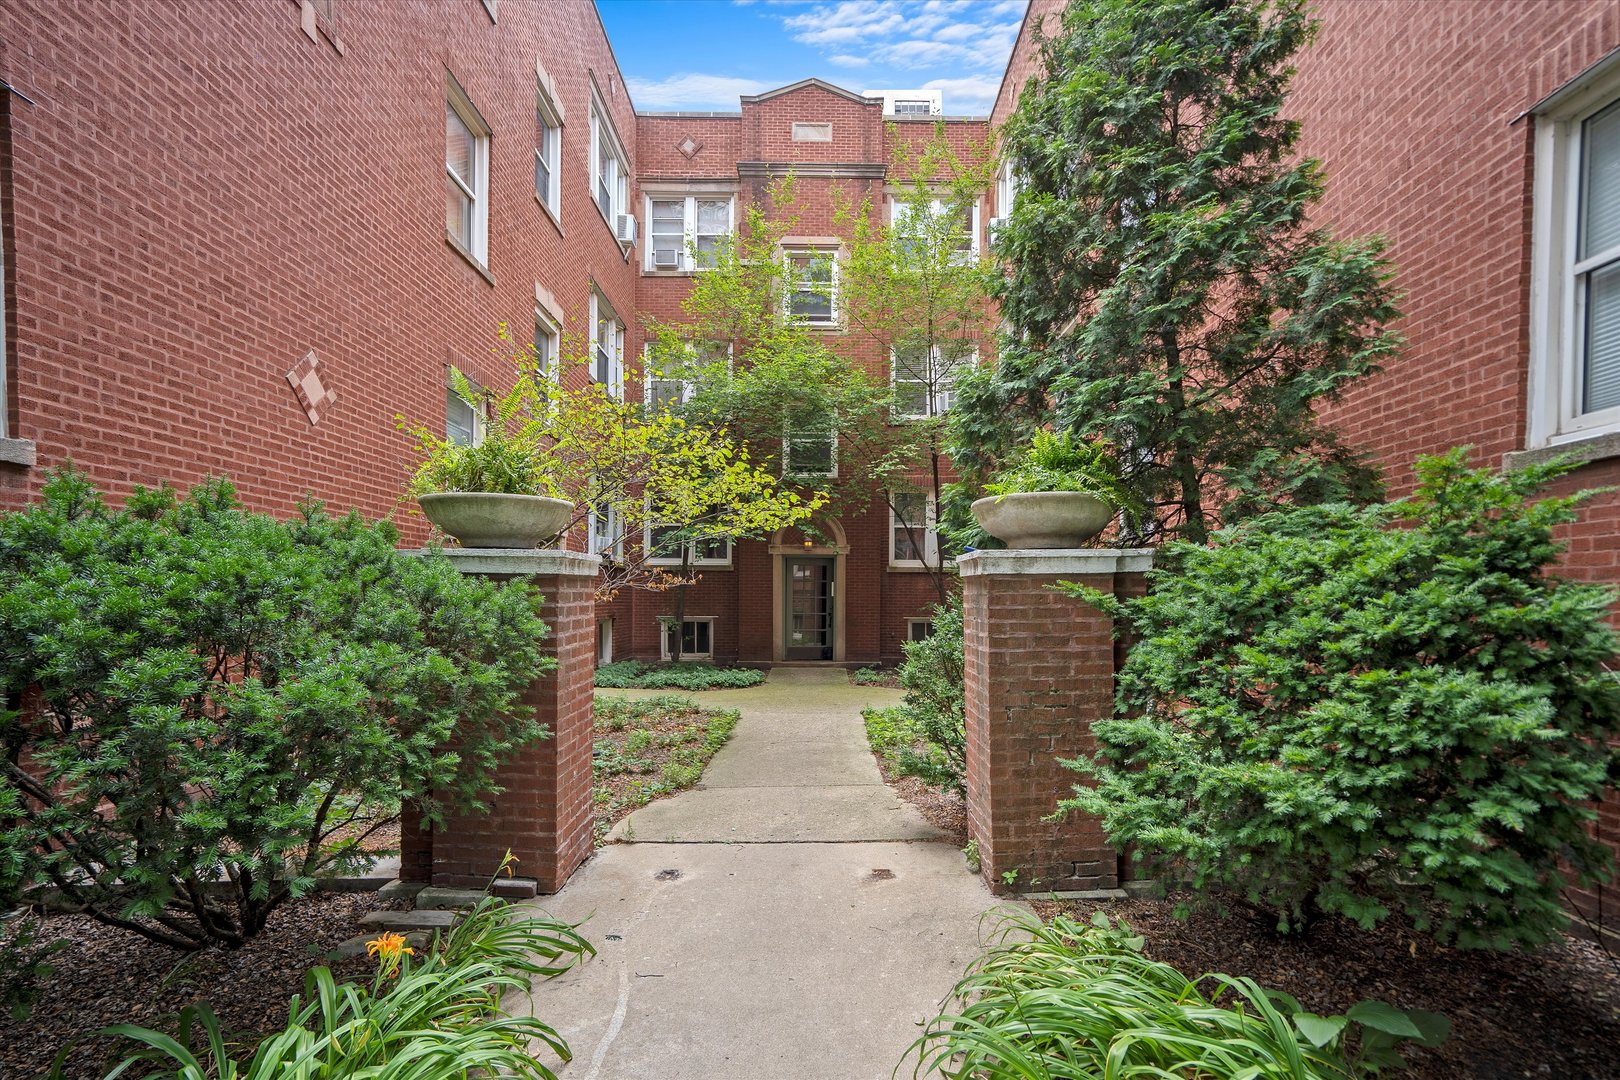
[596,0,1028,116]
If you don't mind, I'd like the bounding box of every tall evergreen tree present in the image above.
[951,0,1401,543]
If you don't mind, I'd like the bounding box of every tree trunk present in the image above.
[1161,330,1207,544]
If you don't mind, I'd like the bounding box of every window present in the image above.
[786,249,838,325]
[1530,62,1620,447]
[590,93,629,229]
[906,618,937,642]
[791,122,832,142]
[447,386,484,447]
[534,306,559,379]
[535,88,561,217]
[597,619,614,665]
[659,617,715,661]
[995,158,1022,219]
[892,342,974,418]
[784,423,837,477]
[588,501,620,558]
[890,491,941,567]
[590,291,625,397]
[645,341,727,410]
[893,100,931,116]
[646,524,733,566]
[645,195,733,271]
[890,196,978,262]
[445,78,489,265]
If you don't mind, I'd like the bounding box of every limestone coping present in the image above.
[403,548,602,577]
[955,548,1154,577]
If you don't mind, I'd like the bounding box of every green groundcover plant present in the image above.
[0,470,552,951]
[1060,451,1620,948]
[593,659,764,691]
[904,909,1446,1079]
[78,857,594,1079]
[893,596,966,793]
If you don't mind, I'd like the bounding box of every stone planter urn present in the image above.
[971,491,1113,549]
[417,492,573,549]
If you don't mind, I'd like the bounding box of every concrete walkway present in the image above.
[523,668,1001,1080]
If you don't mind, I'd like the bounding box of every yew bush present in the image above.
[0,470,551,950]
[1062,451,1620,948]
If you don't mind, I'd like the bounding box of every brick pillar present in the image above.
[959,548,1152,895]
[399,549,600,894]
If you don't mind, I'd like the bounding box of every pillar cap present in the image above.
[404,547,602,577]
[956,548,1154,577]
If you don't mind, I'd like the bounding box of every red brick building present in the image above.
[0,1,986,669]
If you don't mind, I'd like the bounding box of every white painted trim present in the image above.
[956,548,1155,577]
[657,615,716,661]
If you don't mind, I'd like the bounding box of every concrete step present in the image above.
[358,909,457,931]
[332,929,428,959]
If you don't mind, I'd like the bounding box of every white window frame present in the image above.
[888,195,980,262]
[590,89,630,235]
[535,84,562,220]
[784,247,839,327]
[1529,56,1620,448]
[589,290,625,397]
[906,618,937,642]
[446,76,490,267]
[889,490,940,568]
[446,383,486,447]
[588,501,621,559]
[597,618,614,665]
[893,100,932,116]
[644,522,734,568]
[891,344,975,419]
[644,194,734,272]
[534,305,560,381]
[658,616,716,661]
[783,424,837,478]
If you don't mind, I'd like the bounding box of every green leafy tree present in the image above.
[1060,451,1620,949]
[838,127,996,597]
[952,0,1400,543]
[0,470,552,950]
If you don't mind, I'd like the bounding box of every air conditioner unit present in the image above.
[653,247,680,269]
[615,214,638,245]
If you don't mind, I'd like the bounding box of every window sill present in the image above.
[0,437,36,467]
[445,234,495,286]
[1504,430,1620,472]
[536,194,564,237]
[643,267,695,278]
[647,561,734,570]
[886,562,958,574]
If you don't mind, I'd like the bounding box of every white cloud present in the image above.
[828,53,871,67]
[920,74,1002,114]
[780,1,1026,78]
[626,73,771,109]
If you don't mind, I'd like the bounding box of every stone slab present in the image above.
[358,909,458,930]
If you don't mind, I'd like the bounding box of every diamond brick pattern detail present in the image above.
[677,135,703,159]
[285,350,336,425]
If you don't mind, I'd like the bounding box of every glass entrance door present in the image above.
[785,557,834,660]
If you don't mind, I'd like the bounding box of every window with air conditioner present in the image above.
[892,342,974,419]
[445,77,490,267]
[659,617,715,661]
[590,91,630,236]
[589,290,625,397]
[785,249,838,325]
[1529,62,1620,450]
[645,195,733,272]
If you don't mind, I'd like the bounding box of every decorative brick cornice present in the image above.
[736,161,886,179]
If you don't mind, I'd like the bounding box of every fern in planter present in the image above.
[983,430,1137,512]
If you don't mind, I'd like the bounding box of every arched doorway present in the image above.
[769,520,849,661]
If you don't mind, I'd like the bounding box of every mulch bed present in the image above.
[850,668,904,690]
[1031,894,1620,1080]
[1,891,409,1080]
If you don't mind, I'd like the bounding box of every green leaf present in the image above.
[1292,1012,1347,1048]
[1347,1000,1424,1039]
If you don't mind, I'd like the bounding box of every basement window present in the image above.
[906,618,936,642]
[659,617,715,661]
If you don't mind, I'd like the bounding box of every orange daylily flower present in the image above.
[365,931,415,963]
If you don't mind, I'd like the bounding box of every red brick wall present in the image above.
[0,0,637,542]
[963,561,1139,894]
